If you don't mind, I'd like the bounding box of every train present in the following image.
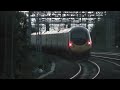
[31,26,92,58]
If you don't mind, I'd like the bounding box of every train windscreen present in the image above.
[71,30,88,45]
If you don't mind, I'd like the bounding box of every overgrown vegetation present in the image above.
[15,11,33,78]
[91,11,120,52]
[15,11,29,64]
[15,12,51,78]
[90,17,106,52]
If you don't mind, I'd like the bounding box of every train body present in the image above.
[31,26,92,57]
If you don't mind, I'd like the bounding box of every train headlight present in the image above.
[69,41,73,47]
[87,40,92,46]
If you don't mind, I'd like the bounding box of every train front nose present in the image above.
[70,42,91,53]
[69,27,92,54]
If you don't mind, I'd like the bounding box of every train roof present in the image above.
[31,26,88,35]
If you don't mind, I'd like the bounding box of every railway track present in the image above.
[91,52,120,60]
[90,53,120,79]
[91,53,120,67]
[70,63,81,79]
[70,51,120,79]
[91,52,120,67]
[36,52,120,79]
[88,60,100,79]
[70,59,100,79]
[36,53,101,79]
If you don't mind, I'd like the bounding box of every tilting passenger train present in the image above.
[31,26,92,57]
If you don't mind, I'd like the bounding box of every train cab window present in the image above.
[71,30,88,39]
[71,29,89,45]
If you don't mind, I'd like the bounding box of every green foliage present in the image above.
[91,11,120,51]
[15,11,29,62]
[90,16,107,52]
[91,18,105,43]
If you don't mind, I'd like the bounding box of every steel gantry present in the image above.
[26,11,106,31]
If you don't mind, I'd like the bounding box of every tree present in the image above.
[91,16,106,51]
[15,11,29,69]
